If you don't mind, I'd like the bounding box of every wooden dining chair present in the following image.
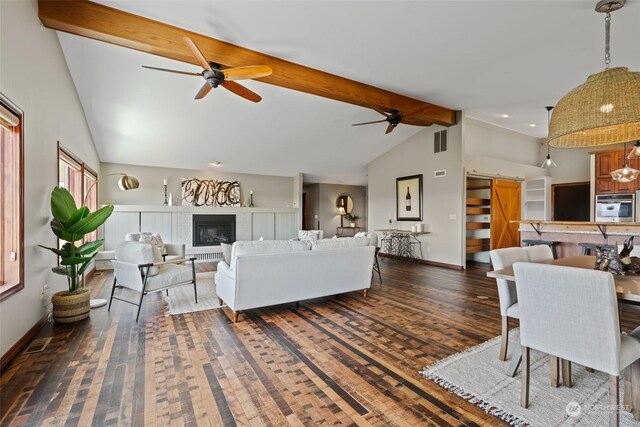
[514,262,640,426]
[489,247,529,361]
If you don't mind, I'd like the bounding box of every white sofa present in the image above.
[215,238,375,321]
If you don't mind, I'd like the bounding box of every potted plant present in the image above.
[39,187,114,323]
[344,213,359,227]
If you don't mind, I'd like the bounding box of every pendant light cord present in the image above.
[604,10,611,69]
[546,106,554,155]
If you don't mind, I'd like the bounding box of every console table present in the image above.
[376,229,430,260]
[337,226,361,237]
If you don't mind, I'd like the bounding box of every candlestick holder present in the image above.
[163,184,168,206]
[249,193,254,207]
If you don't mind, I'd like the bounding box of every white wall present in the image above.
[100,163,295,208]
[465,118,542,167]
[464,117,549,179]
[1,1,100,357]
[368,120,464,267]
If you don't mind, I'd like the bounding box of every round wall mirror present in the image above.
[336,195,353,215]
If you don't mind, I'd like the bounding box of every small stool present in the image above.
[523,239,561,259]
[372,247,382,284]
[578,242,616,255]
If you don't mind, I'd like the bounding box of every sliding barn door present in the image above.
[491,179,521,249]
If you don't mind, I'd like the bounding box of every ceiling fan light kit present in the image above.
[352,104,434,135]
[143,37,272,103]
[548,0,640,148]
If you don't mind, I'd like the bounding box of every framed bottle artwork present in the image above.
[396,174,422,221]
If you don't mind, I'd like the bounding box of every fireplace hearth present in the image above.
[192,214,235,247]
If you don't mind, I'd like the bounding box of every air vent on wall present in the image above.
[434,130,447,153]
[434,170,446,177]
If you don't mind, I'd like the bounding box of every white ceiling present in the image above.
[56,0,640,185]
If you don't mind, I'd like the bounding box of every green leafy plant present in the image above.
[39,187,114,292]
[344,213,359,222]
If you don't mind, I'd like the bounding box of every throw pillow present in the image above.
[298,230,320,242]
[354,232,367,238]
[139,233,165,263]
[220,242,232,265]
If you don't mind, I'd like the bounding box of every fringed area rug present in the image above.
[420,330,637,426]
[163,272,224,315]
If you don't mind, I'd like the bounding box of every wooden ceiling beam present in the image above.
[38,0,457,127]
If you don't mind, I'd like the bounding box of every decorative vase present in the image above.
[51,288,90,323]
[350,222,355,227]
[168,192,173,206]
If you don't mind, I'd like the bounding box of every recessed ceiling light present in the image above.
[528,123,537,127]
[210,161,222,167]
[500,114,510,118]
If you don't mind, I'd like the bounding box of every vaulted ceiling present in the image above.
[52,1,640,184]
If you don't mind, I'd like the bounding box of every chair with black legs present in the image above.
[109,240,197,321]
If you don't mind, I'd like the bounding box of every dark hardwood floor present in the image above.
[2,259,640,426]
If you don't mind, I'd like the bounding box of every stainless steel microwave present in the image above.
[595,194,635,222]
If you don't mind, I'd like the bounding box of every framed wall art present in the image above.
[396,174,422,221]
[181,178,241,207]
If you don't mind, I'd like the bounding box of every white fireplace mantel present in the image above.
[103,205,301,259]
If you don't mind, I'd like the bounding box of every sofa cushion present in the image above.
[230,240,310,268]
[354,231,379,247]
[311,236,370,251]
[115,240,159,276]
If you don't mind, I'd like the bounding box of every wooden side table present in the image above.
[337,226,361,237]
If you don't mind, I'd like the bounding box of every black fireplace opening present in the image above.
[193,214,236,247]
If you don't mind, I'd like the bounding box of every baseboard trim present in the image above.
[380,254,463,270]
[0,312,50,372]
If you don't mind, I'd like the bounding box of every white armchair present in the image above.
[125,232,186,262]
[109,241,197,321]
[514,262,640,425]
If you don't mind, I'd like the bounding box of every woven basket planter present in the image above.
[51,289,90,323]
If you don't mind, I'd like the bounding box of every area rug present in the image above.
[163,272,224,315]
[420,330,637,426]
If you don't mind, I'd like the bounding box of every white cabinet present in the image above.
[523,176,551,220]
[275,213,298,240]
[104,212,139,250]
[140,212,172,241]
[252,213,275,240]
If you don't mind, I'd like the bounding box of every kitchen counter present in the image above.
[515,220,640,257]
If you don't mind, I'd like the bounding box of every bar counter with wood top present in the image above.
[515,220,640,258]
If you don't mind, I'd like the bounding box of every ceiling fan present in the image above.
[352,104,435,134]
[142,37,272,102]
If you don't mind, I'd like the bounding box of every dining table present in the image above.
[487,255,640,419]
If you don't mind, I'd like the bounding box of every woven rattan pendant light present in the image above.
[548,0,640,148]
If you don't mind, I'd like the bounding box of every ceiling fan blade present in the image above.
[401,104,434,121]
[371,106,392,117]
[352,119,388,126]
[183,37,213,71]
[221,81,262,103]
[385,123,396,134]
[223,65,272,81]
[142,65,201,76]
[194,82,212,100]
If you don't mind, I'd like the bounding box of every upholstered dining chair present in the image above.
[514,262,640,426]
[110,240,197,321]
[489,247,529,361]
[524,244,554,263]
